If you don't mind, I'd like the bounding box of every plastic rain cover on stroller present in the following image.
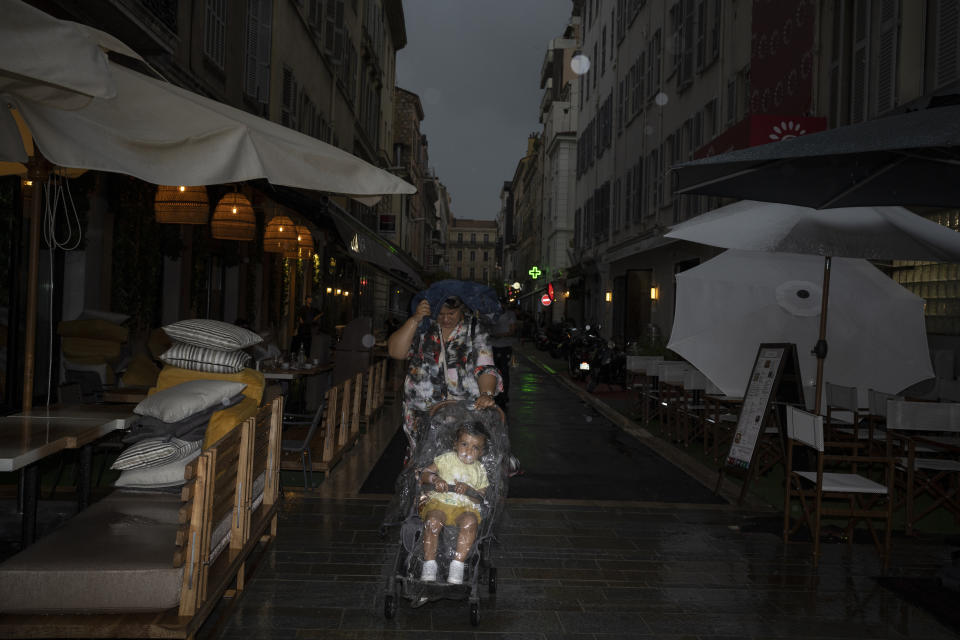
[381,400,510,626]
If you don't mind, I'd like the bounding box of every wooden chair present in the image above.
[862,389,902,453]
[675,369,719,448]
[655,362,689,438]
[824,382,866,440]
[630,356,663,424]
[885,400,960,534]
[783,406,894,569]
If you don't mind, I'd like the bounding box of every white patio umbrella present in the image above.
[0,0,416,408]
[668,250,933,407]
[665,201,960,411]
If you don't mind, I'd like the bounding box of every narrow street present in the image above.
[204,352,958,639]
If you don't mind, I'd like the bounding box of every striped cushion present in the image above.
[162,319,262,351]
[111,437,202,471]
[160,343,250,374]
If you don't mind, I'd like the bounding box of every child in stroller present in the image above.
[418,421,489,584]
[382,400,509,626]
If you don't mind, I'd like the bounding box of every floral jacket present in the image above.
[401,316,502,444]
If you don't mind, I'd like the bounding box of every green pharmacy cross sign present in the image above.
[528,266,542,279]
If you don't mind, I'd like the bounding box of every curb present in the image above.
[523,350,773,511]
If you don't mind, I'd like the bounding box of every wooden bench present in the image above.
[0,397,282,639]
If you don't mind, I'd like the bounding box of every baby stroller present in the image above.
[381,400,510,626]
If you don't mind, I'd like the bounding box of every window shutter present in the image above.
[849,0,869,123]
[934,0,959,89]
[874,0,898,114]
[244,0,259,99]
[256,0,272,105]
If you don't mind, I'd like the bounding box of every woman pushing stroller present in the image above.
[387,291,502,449]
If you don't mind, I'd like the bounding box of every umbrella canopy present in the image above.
[0,60,415,198]
[672,103,960,208]
[665,200,960,261]
[668,250,933,403]
[412,280,502,318]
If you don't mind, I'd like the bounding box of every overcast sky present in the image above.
[396,1,572,221]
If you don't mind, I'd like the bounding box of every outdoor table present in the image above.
[1,404,135,547]
[101,387,150,404]
[262,363,334,413]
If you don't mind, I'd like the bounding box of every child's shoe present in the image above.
[447,560,465,584]
[420,560,437,582]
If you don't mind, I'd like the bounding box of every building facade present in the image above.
[558,0,960,346]
[448,219,499,286]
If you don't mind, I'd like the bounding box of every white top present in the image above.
[490,310,519,348]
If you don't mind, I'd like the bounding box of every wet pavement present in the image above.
[201,350,959,639]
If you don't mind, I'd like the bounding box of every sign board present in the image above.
[725,343,804,470]
[540,294,552,306]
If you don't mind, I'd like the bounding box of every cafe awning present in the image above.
[267,186,425,292]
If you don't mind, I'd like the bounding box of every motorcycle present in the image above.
[567,325,603,381]
[585,337,628,393]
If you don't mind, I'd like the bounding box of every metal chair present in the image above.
[281,389,329,490]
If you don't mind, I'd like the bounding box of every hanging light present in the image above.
[284,225,314,259]
[210,192,256,241]
[154,185,209,224]
[263,214,298,253]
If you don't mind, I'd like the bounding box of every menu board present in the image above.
[726,345,787,469]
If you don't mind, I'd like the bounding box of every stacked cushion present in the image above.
[59,318,129,385]
[160,319,261,374]
[113,380,248,488]
[151,366,265,448]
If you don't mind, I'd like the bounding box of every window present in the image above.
[471,232,476,243]
[378,214,396,233]
[470,267,476,279]
[457,267,462,278]
[204,0,226,70]
[281,66,299,129]
[458,232,463,242]
[470,250,476,260]
[484,233,489,242]
[244,0,272,104]
[324,0,345,61]
[457,249,463,260]
[601,26,607,76]
[483,251,489,261]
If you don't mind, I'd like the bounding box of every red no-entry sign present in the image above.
[541,294,552,306]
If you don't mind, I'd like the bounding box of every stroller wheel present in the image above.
[384,594,397,619]
[487,567,497,594]
[470,602,480,626]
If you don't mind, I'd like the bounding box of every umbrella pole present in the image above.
[813,256,831,414]
[22,157,49,413]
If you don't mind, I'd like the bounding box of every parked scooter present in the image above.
[567,325,603,381]
[585,337,628,392]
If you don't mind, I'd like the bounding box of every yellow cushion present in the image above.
[203,396,259,448]
[61,337,122,360]
[121,353,160,388]
[152,366,264,405]
[58,319,128,343]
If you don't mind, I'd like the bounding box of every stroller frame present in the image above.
[382,401,508,626]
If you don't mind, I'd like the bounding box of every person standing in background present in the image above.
[490,300,519,409]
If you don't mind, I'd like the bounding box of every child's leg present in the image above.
[452,512,479,562]
[423,509,447,561]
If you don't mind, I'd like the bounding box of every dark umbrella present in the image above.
[411,279,502,318]
[673,102,960,209]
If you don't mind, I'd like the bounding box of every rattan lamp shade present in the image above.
[263,214,298,253]
[285,225,315,259]
[154,185,209,224]
[210,192,256,241]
